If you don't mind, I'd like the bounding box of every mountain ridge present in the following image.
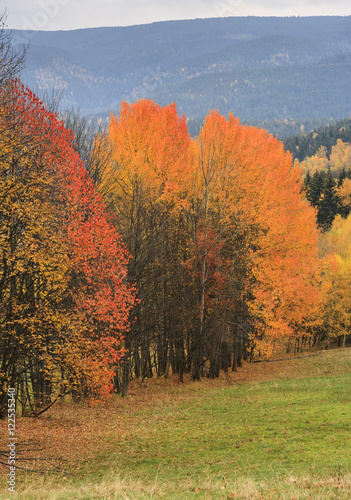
[10,15,351,135]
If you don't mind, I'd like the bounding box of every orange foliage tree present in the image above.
[319,213,351,347]
[98,102,322,383]
[187,111,321,370]
[101,99,192,393]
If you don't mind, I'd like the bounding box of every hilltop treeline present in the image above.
[284,117,351,161]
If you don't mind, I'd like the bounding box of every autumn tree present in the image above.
[0,80,135,417]
[188,111,321,366]
[329,139,351,176]
[101,99,191,393]
[185,112,254,378]
[99,104,322,385]
[322,255,351,347]
[334,178,351,221]
[319,213,351,347]
[301,146,329,176]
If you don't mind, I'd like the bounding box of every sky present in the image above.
[4,0,351,32]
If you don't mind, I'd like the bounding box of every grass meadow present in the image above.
[1,347,351,499]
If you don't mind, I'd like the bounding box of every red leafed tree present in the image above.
[62,164,137,401]
[0,79,135,416]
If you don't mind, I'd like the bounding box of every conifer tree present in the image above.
[317,169,340,231]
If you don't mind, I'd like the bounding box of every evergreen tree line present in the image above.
[284,117,351,162]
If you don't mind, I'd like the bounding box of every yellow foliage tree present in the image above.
[329,139,351,176]
[320,213,351,346]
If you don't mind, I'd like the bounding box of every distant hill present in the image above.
[11,16,351,131]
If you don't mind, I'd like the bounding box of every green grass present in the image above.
[1,348,351,499]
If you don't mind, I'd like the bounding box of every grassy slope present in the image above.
[1,348,351,499]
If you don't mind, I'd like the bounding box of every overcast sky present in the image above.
[5,0,351,31]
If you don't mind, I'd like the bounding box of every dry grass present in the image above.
[3,470,351,499]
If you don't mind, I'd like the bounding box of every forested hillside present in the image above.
[284,117,351,160]
[11,16,351,130]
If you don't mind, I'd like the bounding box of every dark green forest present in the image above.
[284,117,351,160]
